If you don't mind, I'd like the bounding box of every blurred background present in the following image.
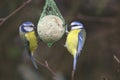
[0,0,120,80]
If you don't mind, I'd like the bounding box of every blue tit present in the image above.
[19,21,38,69]
[65,21,86,71]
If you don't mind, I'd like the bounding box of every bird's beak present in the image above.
[33,26,36,29]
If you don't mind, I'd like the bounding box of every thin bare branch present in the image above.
[45,61,56,76]
[113,54,120,64]
[35,59,56,77]
[0,0,32,26]
[71,70,75,80]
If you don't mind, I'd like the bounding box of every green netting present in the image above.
[40,0,65,24]
[37,0,66,47]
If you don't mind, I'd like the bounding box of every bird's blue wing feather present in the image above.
[73,30,84,70]
[25,40,30,51]
[77,30,83,55]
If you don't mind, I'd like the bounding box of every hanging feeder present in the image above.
[37,0,66,47]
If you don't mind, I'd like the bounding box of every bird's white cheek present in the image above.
[24,27,34,32]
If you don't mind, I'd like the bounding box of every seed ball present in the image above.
[37,15,65,44]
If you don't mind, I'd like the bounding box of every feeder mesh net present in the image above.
[39,0,65,24]
[37,0,66,47]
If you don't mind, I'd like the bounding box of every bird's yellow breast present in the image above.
[66,29,80,56]
[25,31,38,53]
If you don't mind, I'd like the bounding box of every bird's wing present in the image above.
[25,40,30,53]
[77,29,86,55]
[73,29,86,70]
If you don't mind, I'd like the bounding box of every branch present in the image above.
[71,70,75,80]
[0,0,32,26]
[45,61,56,76]
[35,59,56,77]
[113,54,120,64]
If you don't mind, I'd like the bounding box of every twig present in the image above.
[71,70,75,80]
[0,0,32,26]
[113,54,120,64]
[45,61,56,76]
[35,59,56,76]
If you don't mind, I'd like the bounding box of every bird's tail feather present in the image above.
[73,54,79,71]
[30,55,38,69]
[73,56,77,71]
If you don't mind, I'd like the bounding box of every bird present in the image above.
[19,21,38,69]
[65,21,86,77]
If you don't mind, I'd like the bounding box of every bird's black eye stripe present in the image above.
[30,25,33,27]
[70,25,80,27]
[29,25,34,27]
[30,25,36,28]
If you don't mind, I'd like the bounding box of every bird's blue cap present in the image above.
[22,21,34,27]
[70,21,84,29]
[19,21,35,32]
[70,21,83,27]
